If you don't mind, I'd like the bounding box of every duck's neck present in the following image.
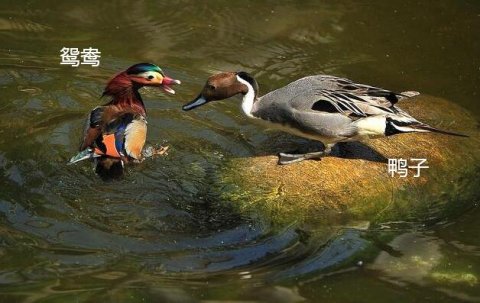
[236,75,258,118]
[103,72,146,116]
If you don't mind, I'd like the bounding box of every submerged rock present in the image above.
[221,95,480,224]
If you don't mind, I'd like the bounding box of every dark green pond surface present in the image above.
[0,1,479,302]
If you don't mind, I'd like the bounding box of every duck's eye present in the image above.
[207,84,216,90]
[148,75,154,80]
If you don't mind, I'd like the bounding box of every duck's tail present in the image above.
[385,116,468,137]
[408,124,468,137]
[68,148,125,179]
[68,148,101,165]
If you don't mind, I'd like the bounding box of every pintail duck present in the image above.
[183,72,466,165]
[69,63,180,176]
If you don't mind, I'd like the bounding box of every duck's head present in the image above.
[104,63,181,97]
[182,71,258,111]
[126,63,181,94]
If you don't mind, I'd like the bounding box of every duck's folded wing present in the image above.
[315,75,415,105]
[312,89,399,118]
[287,87,396,119]
[79,106,104,151]
[99,114,147,160]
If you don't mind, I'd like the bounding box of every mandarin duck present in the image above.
[69,63,180,176]
[183,72,466,165]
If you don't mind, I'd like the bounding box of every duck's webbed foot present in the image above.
[278,151,326,165]
[142,145,170,160]
[152,145,169,156]
[277,144,333,165]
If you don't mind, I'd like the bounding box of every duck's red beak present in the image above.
[161,76,181,94]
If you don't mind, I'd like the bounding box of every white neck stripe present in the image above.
[236,75,255,117]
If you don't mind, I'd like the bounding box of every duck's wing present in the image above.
[313,75,417,105]
[287,75,418,118]
[79,106,104,151]
[79,106,147,160]
[310,89,398,118]
[98,113,147,160]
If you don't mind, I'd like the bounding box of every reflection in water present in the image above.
[0,0,479,302]
[370,233,442,284]
[369,232,480,302]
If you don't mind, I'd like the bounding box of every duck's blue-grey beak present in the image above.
[182,95,208,111]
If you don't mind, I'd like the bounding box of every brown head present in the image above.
[103,63,181,98]
[182,71,258,111]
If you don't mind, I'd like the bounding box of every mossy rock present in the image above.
[221,95,480,225]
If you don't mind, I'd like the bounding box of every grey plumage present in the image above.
[250,75,464,144]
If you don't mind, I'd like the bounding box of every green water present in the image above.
[0,1,479,302]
